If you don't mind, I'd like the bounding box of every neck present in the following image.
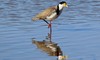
[56,4,63,15]
[58,4,63,10]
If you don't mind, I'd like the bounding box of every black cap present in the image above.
[59,1,66,4]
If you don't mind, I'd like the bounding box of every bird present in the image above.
[32,1,68,28]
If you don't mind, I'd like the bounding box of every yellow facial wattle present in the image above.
[63,3,68,7]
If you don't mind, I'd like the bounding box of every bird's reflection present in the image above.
[32,33,67,60]
[32,34,62,56]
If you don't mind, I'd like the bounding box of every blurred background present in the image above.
[0,0,100,60]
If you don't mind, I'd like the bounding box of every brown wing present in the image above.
[35,6,57,19]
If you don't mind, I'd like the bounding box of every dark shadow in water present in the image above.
[32,35,63,56]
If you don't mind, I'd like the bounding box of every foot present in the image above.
[48,24,51,28]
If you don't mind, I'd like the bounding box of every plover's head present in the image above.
[58,1,68,10]
[59,1,68,7]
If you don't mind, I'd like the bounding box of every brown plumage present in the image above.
[32,6,58,21]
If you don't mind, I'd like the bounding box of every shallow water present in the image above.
[0,0,100,60]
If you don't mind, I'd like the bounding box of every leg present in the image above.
[49,21,52,41]
[43,20,52,41]
[43,20,49,24]
[43,20,51,28]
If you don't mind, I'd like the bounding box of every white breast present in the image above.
[46,12,57,20]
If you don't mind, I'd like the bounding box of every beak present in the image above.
[64,3,68,8]
[65,3,68,8]
[66,5,68,7]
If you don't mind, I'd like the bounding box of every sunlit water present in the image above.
[0,0,100,60]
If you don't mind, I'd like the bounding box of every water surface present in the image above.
[0,0,100,60]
